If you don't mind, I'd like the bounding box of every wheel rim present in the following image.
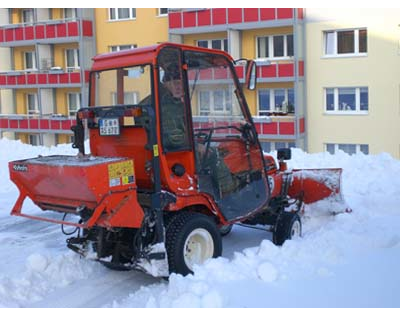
[183,228,214,271]
[290,220,301,239]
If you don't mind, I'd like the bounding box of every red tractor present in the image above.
[9,43,348,277]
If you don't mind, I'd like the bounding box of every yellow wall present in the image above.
[306,8,400,158]
[55,87,80,114]
[53,43,79,69]
[94,8,169,54]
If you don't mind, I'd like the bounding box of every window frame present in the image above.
[326,143,369,155]
[197,88,232,116]
[323,28,367,58]
[65,48,80,71]
[256,34,294,60]
[24,51,36,70]
[67,93,81,117]
[197,38,228,53]
[158,8,168,16]
[109,44,137,52]
[26,93,39,115]
[257,88,295,115]
[108,8,136,21]
[324,87,369,115]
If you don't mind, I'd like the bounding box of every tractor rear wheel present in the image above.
[272,211,302,246]
[165,212,222,276]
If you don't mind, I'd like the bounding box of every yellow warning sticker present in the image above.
[153,144,159,157]
[108,160,135,187]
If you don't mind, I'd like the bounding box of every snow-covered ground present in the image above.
[0,137,399,307]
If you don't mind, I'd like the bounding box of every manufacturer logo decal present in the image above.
[13,164,28,172]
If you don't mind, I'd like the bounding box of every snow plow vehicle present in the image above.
[8,43,349,277]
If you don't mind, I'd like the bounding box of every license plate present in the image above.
[99,118,120,136]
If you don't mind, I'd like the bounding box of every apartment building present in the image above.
[0,8,95,145]
[305,8,400,158]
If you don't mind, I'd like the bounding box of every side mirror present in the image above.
[245,60,257,90]
[277,148,291,161]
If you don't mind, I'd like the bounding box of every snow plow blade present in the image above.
[8,155,144,228]
[288,168,351,214]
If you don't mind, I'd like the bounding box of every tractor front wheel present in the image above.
[165,212,222,276]
[272,211,302,246]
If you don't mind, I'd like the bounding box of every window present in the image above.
[109,8,136,21]
[112,92,138,105]
[324,29,367,56]
[68,93,81,116]
[65,49,80,71]
[22,9,34,24]
[326,143,369,155]
[64,8,77,19]
[109,44,137,52]
[26,94,38,115]
[198,89,232,115]
[257,34,294,59]
[24,51,36,70]
[258,88,295,115]
[261,141,296,153]
[29,134,40,146]
[325,87,368,113]
[158,8,168,16]
[197,39,228,52]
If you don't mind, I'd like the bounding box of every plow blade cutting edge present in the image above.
[288,168,351,215]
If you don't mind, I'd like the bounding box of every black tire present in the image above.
[219,224,233,236]
[165,212,222,276]
[272,211,302,246]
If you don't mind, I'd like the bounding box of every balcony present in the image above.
[192,115,305,139]
[169,8,304,34]
[0,70,90,88]
[0,19,93,46]
[0,114,75,134]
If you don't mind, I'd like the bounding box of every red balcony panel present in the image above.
[0,29,4,42]
[5,29,14,42]
[214,68,228,79]
[25,26,34,40]
[70,72,81,83]
[183,11,196,27]
[61,120,73,130]
[297,8,304,19]
[298,60,304,76]
[46,24,56,38]
[260,8,275,20]
[39,119,49,130]
[199,68,213,80]
[212,8,227,25]
[228,8,242,24]
[260,64,276,78]
[38,74,47,84]
[17,74,26,85]
[168,12,182,28]
[263,122,278,135]
[30,119,39,129]
[9,119,19,129]
[254,122,261,134]
[0,75,6,85]
[277,8,293,19]
[56,23,67,37]
[235,65,244,79]
[0,118,8,128]
[197,10,211,26]
[299,117,305,134]
[67,22,79,37]
[59,73,69,84]
[7,76,16,85]
[19,119,29,129]
[193,122,201,130]
[244,8,259,22]
[27,74,36,84]
[35,25,45,39]
[50,120,61,130]
[48,74,58,84]
[15,27,24,41]
[279,122,295,135]
[82,20,93,36]
[278,63,294,77]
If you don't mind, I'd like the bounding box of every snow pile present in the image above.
[0,139,399,307]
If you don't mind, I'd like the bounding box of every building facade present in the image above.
[0,8,399,159]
